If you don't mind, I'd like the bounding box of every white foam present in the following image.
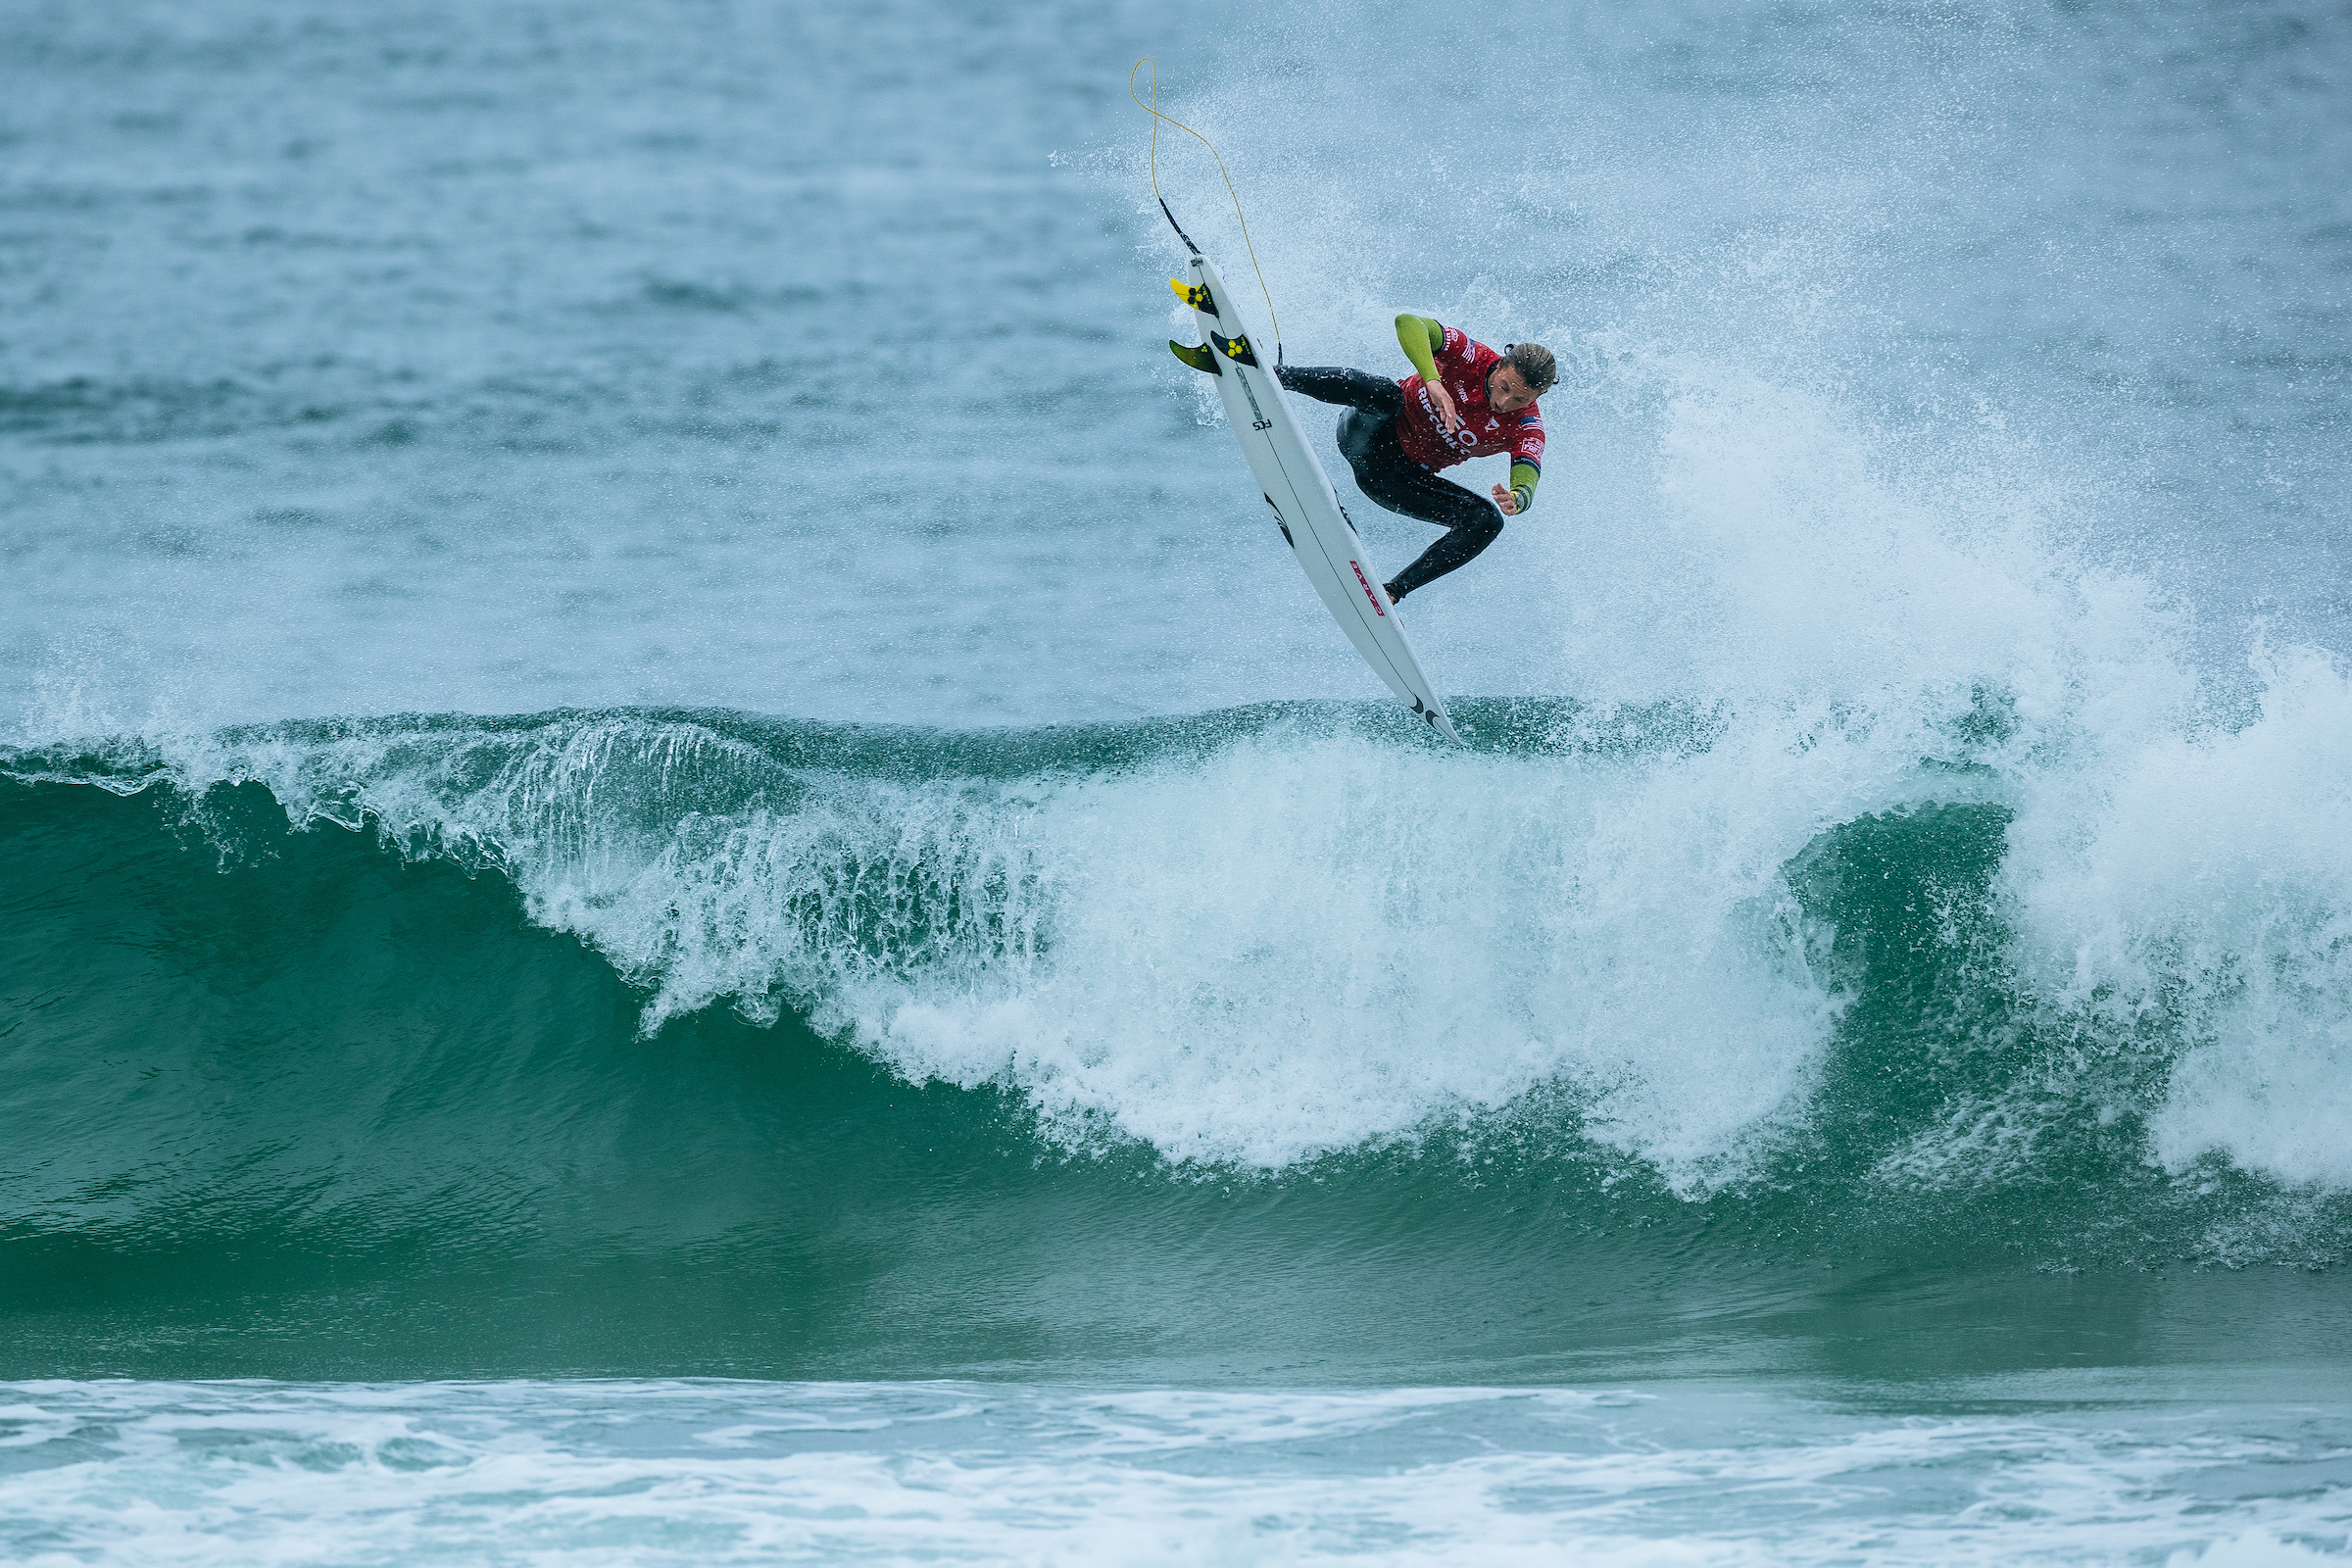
[2007,648,2352,1190]
[818,730,1843,1181]
[4,1378,2346,1568]
[2169,1533,2352,1568]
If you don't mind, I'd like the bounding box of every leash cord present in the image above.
[1129,58,1282,356]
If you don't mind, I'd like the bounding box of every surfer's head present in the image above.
[1488,344,1556,412]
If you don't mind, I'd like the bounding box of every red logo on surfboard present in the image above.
[1349,561,1387,617]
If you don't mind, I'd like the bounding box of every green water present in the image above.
[7,714,2348,1387]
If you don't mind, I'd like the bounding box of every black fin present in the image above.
[1210,330,1259,368]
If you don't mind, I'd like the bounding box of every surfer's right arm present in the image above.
[1396,314,1460,435]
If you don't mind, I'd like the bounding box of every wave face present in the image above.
[7,699,2350,1379]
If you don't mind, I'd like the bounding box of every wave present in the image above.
[6,686,2351,1285]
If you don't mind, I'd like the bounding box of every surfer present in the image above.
[1276,318,1554,604]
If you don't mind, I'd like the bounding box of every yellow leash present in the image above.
[1129,58,1283,358]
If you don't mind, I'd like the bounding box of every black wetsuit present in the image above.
[1275,366,1503,600]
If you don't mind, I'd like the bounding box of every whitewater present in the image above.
[5,0,2351,1562]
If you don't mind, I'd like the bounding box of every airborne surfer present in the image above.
[1275,319,1554,605]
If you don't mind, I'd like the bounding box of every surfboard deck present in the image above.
[1173,256,1465,745]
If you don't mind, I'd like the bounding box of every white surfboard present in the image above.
[1174,253,1465,745]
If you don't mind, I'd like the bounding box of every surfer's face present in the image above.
[1487,364,1538,413]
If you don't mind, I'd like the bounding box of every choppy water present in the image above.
[6,1376,2349,1566]
[5,0,2351,1562]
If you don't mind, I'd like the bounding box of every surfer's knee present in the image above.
[1448,496,1504,556]
[1454,491,1503,540]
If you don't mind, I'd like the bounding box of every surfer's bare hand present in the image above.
[1424,379,1461,435]
[1491,483,1521,516]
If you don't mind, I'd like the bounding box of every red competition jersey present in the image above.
[1394,324,1546,475]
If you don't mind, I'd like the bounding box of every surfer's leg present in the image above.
[1275,366,1404,418]
[1380,479,1503,600]
[1348,436,1504,600]
[1323,413,1504,600]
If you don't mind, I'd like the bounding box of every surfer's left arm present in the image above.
[1490,463,1538,516]
[1494,419,1544,516]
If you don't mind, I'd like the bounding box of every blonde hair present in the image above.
[1502,342,1556,394]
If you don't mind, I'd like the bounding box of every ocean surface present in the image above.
[5,0,2351,1561]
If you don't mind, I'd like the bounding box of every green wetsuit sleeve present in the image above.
[1509,459,1540,514]
[1395,314,1445,381]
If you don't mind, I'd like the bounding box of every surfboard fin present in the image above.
[1168,339,1222,375]
[1170,277,1217,315]
[1263,494,1294,547]
[1210,330,1258,368]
